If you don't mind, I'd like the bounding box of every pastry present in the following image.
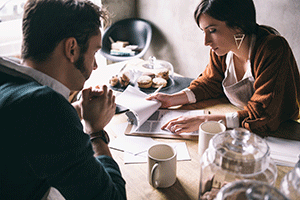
[156,68,169,80]
[152,77,167,88]
[119,71,130,87]
[142,71,156,79]
[137,75,153,89]
[109,75,119,87]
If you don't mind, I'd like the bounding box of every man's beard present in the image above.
[74,53,88,80]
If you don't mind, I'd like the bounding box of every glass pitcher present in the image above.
[280,158,300,200]
[215,180,288,200]
[198,128,277,199]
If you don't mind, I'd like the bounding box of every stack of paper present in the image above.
[108,122,191,164]
[265,136,300,167]
[109,135,191,164]
[115,85,204,139]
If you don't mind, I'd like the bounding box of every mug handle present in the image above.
[218,120,225,125]
[150,163,159,188]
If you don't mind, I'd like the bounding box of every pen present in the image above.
[153,85,163,95]
[133,150,147,156]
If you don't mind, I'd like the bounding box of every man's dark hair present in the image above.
[21,0,108,62]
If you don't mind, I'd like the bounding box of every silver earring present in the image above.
[234,34,245,49]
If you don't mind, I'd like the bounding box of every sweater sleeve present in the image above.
[188,50,226,101]
[20,87,126,200]
[238,35,300,134]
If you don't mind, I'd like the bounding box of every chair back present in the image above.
[100,18,152,62]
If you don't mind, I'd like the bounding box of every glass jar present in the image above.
[280,158,300,200]
[215,180,288,200]
[198,128,277,199]
[141,56,174,77]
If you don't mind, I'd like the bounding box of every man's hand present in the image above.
[80,85,116,133]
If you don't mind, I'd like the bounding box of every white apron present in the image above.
[222,36,255,109]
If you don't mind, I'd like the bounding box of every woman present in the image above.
[147,0,300,136]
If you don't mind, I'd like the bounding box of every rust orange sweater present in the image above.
[188,27,300,134]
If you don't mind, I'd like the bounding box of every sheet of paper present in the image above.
[265,136,300,167]
[115,85,161,129]
[124,142,191,164]
[109,135,158,154]
[109,122,159,154]
[109,122,191,164]
[106,121,128,137]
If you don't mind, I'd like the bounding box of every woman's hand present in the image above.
[162,114,226,134]
[146,91,190,108]
[146,93,173,108]
[162,115,206,134]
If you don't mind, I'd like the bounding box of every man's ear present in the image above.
[64,37,79,63]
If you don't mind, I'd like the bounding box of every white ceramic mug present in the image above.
[198,120,226,156]
[148,143,177,188]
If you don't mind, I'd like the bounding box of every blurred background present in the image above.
[1,0,299,79]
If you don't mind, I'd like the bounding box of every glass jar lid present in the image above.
[215,180,289,200]
[141,56,174,77]
[280,158,300,199]
[209,128,271,174]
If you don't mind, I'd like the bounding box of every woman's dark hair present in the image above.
[22,0,108,62]
[194,0,279,35]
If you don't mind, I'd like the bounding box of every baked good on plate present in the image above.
[141,71,156,79]
[156,68,169,80]
[119,71,130,87]
[109,75,119,87]
[137,75,153,88]
[152,77,167,88]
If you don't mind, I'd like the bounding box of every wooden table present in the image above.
[105,98,293,200]
[85,59,294,200]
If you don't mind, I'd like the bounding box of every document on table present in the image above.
[115,85,162,129]
[265,136,300,167]
[109,122,191,164]
[115,85,204,139]
[123,142,191,164]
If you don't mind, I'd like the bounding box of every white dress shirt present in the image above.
[0,56,70,100]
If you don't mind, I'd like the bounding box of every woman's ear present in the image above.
[64,37,79,63]
[233,26,244,35]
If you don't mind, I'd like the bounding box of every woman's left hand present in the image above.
[161,115,206,134]
[162,114,226,134]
